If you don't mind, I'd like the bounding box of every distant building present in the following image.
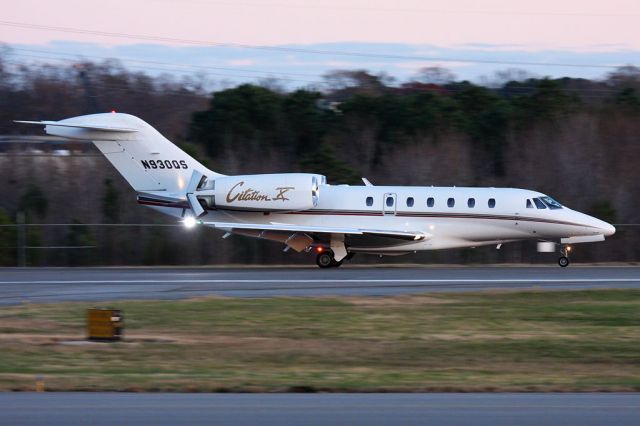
[0,135,96,155]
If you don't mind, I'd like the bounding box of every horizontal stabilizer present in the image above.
[14,120,138,133]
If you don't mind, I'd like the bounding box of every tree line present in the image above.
[0,50,638,265]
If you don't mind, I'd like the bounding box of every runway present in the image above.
[0,266,638,304]
[1,393,639,426]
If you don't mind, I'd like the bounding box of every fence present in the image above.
[1,217,638,267]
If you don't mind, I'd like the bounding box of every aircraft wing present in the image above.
[201,221,429,241]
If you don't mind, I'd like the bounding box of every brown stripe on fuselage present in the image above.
[286,210,591,228]
[136,200,595,229]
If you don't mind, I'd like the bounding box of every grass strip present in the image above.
[1,289,639,392]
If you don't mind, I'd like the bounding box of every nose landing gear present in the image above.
[558,245,571,267]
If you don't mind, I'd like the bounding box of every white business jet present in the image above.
[17,113,615,268]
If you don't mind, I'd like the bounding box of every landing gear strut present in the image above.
[315,250,343,268]
[558,245,571,267]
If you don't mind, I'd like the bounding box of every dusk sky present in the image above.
[1,0,639,86]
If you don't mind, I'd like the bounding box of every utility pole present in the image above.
[74,63,100,114]
[16,211,26,267]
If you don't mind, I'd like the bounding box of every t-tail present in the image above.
[16,113,221,216]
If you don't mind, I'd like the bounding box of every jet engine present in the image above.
[196,173,324,212]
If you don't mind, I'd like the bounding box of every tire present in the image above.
[316,252,334,268]
[558,256,570,267]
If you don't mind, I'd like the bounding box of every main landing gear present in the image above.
[558,245,571,267]
[316,249,343,268]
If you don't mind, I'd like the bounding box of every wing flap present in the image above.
[202,221,429,241]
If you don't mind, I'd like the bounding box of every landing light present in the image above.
[566,246,572,252]
[316,246,324,253]
[183,216,197,228]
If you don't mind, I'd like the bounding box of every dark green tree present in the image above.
[64,219,95,266]
[299,144,361,185]
[453,84,511,176]
[282,89,329,155]
[102,178,120,223]
[0,208,16,266]
[615,88,640,111]
[18,185,47,264]
[189,84,286,157]
[19,184,48,220]
[511,78,578,123]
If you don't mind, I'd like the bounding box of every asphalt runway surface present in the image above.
[0,266,639,305]
[1,393,639,426]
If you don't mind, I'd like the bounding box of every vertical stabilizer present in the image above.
[16,113,220,193]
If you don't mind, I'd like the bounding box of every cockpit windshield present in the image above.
[540,196,563,210]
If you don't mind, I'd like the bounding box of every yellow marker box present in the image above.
[87,308,123,341]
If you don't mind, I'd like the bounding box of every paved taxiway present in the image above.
[1,393,639,426]
[0,266,638,304]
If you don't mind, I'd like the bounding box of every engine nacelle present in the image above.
[200,173,323,211]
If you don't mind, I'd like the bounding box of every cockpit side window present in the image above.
[526,199,533,209]
[533,198,547,209]
[541,196,563,209]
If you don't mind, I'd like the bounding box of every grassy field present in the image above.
[1,290,639,392]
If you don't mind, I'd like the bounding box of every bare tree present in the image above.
[606,65,640,88]
[323,70,393,98]
[412,66,456,85]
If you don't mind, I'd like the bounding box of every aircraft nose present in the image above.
[578,211,616,237]
[603,223,616,237]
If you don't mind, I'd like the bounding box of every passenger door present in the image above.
[383,193,397,216]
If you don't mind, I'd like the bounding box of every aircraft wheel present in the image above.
[316,252,334,268]
[558,256,570,267]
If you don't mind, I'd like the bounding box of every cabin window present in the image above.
[533,198,547,209]
[447,198,455,208]
[488,198,496,208]
[366,196,373,207]
[526,199,533,209]
[386,196,394,207]
[406,197,414,207]
[467,198,475,208]
[427,197,435,207]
